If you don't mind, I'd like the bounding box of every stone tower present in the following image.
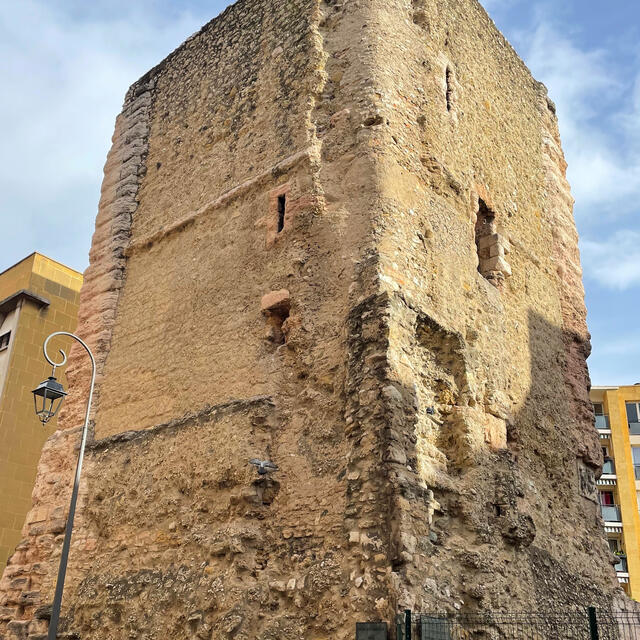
[0,0,627,638]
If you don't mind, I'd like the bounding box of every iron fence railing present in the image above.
[596,610,640,639]
[390,608,640,640]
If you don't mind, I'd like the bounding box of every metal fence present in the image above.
[394,608,640,640]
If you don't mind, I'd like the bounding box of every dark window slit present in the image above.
[277,195,286,233]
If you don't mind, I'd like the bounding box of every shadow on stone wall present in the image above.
[349,292,623,617]
[0,294,628,640]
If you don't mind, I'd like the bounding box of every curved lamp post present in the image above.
[31,332,95,640]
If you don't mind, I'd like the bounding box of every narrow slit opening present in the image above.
[265,305,290,345]
[445,66,454,112]
[277,195,286,233]
[475,198,495,274]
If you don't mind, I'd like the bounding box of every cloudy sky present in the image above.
[1,0,638,385]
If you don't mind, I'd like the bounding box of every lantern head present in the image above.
[32,375,67,425]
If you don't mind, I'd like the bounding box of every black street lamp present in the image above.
[31,331,96,640]
[32,373,67,425]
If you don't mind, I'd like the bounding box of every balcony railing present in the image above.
[629,422,640,435]
[601,504,622,522]
[614,555,628,573]
[595,414,610,430]
[602,459,616,475]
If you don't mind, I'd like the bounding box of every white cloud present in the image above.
[518,20,640,221]
[587,327,640,386]
[619,72,640,141]
[581,231,640,290]
[0,1,211,272]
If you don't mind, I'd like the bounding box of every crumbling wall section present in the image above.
[0,71,153,640]
[0,427,83,639]
[540,91,600,469]
[363,0,620,615]
[1,0,401,638]
[92,0,328,438]
[61,78,154,431]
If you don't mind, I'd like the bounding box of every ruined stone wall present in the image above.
[361,0,621,614]
[1,1,628,639]
[2,1,394,637]
[0,50,154,640]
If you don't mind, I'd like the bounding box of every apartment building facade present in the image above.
[592,384,640,599]
[0,253,82,567]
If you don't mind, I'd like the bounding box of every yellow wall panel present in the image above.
[0,253,82,567]
[593,386,640,600]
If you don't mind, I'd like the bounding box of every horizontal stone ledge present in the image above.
[124,146,315,256]
[87,394,275,452]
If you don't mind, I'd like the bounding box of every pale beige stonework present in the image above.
[0,0,633,638]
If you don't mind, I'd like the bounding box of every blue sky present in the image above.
[1,0,638,385]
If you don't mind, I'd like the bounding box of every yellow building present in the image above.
[0,253,82,567]
[591,385,640,600]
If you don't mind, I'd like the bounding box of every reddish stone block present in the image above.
[260,289,291,314]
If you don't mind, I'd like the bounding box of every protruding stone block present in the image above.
[478,233,510,254]
[484,415,507,450]
[260,289,291,314]
[483,255,512,277]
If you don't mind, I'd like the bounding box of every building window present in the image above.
[602,446,615,475]
[600,490,615,506]
[475,199,496,271]
[610,539,628,573]
[633,448,640,481]
[600,490,620,522]
[0,332,9,351]
[474,199,511,285]
[593,402,609,430]
[626,402,640,435]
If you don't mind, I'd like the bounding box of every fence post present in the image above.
[405,610,412,640]
[395,613,404,640]
[588,607,599,640]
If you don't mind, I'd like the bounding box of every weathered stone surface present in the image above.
[1,0,630,637]
[483,255,512,276]
[260,289,291,313]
